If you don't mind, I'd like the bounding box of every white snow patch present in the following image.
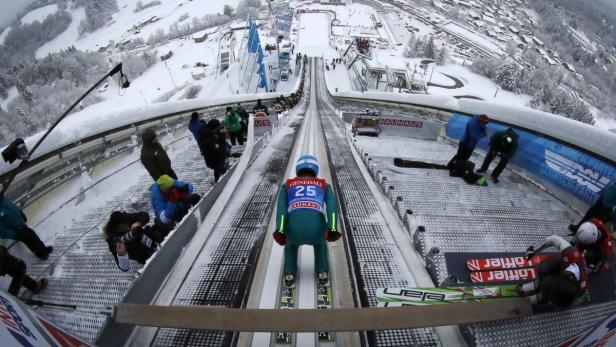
[0,26,11,45]
[19,4,58,25]
[0,86,18,109]
[297,13,336,58]
[36,7,86,59]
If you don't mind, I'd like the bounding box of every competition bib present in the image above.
[286,178,326,213]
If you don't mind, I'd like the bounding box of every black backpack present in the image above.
[449,160,483,184]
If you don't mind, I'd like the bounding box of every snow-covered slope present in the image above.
[36,7,86,59]
[19,4,58,25]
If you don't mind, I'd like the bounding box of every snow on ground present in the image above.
[323,61,351,93]
[0,86,18,109]
[19,4,58,25]
[299,2,375,28]
[35,7,86,59]
[594,116,616,132]
[442,21,502,54]
[430,63,531,106]
[0,26,11,45]
[297,13,337,58]
[74,0,240,53]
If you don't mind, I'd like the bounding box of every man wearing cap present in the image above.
[197,119,229,182]
[150,175,201,229]
[272,155,340,288]
[447,114,489,169]
[477,128,518,184]
[140,128,177,181]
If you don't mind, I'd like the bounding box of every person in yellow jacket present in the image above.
[273,155,340,288]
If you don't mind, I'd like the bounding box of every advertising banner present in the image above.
[254,114,277,137]
[0,290,91,347]
[446,113,616,205]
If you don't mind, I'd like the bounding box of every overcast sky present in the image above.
[0,0,36,29]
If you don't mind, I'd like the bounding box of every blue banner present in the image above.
[446,113,616,205]
[258,63,268,90]
[248,20,259,53]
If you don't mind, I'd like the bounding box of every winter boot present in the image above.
[491,176,500,184]
[34,278,48,294]
[317,271,329,286]
[284,273,296,288]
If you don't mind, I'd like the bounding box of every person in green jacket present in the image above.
[224,106,244,146]
[273,155,341,288]
[477,128,518,184]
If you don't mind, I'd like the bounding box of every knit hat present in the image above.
[191,112,199,120]
[478,114,489,125]
[156,175,175,191]
[142,128,156,143]
[206,119,221,130]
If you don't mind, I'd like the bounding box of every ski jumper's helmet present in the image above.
[296,154,319,177]
[576,222,599,245]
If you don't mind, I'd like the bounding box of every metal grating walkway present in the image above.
[316,60,440,347]
[151,115,304,346]
[23,128,220,342]
[352,123,616,346]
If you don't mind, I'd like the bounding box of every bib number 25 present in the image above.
[296,186,316,197]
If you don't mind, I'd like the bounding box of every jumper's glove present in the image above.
[325,229,341,242]
[589,261,605,275]
[273,230,287,246]
[525,246,536,260]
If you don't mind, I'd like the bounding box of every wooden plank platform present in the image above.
[113,298,532,332]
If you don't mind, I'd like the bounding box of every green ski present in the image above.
[376,285,520,305]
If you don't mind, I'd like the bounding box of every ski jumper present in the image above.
[522,235,588,308]
[276,177,337,274]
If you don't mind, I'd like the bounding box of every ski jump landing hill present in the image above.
[2,58,615,347]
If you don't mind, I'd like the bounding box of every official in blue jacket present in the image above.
[150,175,201,229]
[188,112,203,142]
[447,114,489,168]
[0,197,53,259]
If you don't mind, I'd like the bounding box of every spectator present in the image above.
[0,246,47,296]
[198,119,229,182]
[570,182,616,232]
[188,112,203,142]
[224,106,244,146]
[140,129,177,181]
[236,103,250,138]
[150,175,201,229]
[102,211,165,271]
[0,197,53,260]
[573,219,613,275]
[477,128,518,184]
[253,99,269,115]
[447,114,489,169]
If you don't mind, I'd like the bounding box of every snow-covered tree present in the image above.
[436,47,449,65]
[423,36,436,60]
[16,81,34,104]
[495,61,520,91]
[223,5,234,17]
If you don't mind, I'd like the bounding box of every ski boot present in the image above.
[317,271,329,286]
[284,273,296,288]
[34,278,48,294]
